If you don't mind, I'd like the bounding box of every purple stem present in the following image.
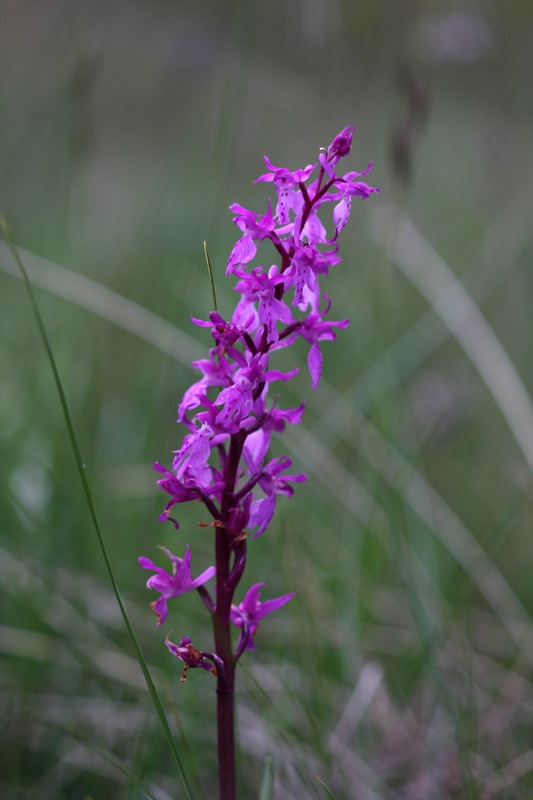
[213,526,237,800]
[213,430,246,800]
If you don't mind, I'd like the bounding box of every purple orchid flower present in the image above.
[177,350,236,423]
[281,312,350,389]
[140,126,378,797]
[143,125,378,621]
[139,545,216,626]
[214,353,298,433]
[231,583,297,651]
[249,456,306,537]
[154,461,224,529]
[243,402,306,474]
[192,311,254,357]
[332,164,380,232]
[171,420,227,488]
[232,266,294,343]
[284,244,341,311]
[255,156,316,224]
[226,201,277,274]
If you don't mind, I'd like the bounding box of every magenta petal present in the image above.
[227,235,257,274]
[254,591,297,620]
[250,495,276,537]
[191,565,216,587]
[230,583,297,650]
[138,556,158,571]
[333,197,351,231]
[151,596,169,627]
[242,583,264,613]
[308,340,323,390]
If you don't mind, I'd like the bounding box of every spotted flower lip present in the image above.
[138,545,216,626]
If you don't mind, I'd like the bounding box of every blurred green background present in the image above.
[2,1,533,798]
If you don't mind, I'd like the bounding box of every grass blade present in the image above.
[0,238,200,366]
[314,775,339,799]
[67,732,162,800]
[258,756,273,800]
[371,202,533,471]
[204,240,218,311]
[0,218,195,800]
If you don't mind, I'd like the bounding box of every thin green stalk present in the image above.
[204,240,218,311]
[1,217,194,800]
[314,776,339,800]
[258,757,273,800]
[68,731,161,800]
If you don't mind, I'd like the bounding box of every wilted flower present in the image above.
[166,635,217,681]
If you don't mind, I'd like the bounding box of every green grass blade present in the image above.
[68,732,161,800]
[0,218,194,800]
[258,756,273,800]
[0,239,201,366]
[204,240,218,311]
[314,775,339,800]
[371,202,533,471]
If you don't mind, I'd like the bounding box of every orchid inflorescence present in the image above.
[139,126,378,684]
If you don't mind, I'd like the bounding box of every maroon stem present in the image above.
[213,431,245,800]
[213,524,236,800]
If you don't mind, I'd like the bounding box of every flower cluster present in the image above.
[140,126,378,672]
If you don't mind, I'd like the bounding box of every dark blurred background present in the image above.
[2,2,533,798]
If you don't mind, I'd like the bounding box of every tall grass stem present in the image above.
[0,218,195,800]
